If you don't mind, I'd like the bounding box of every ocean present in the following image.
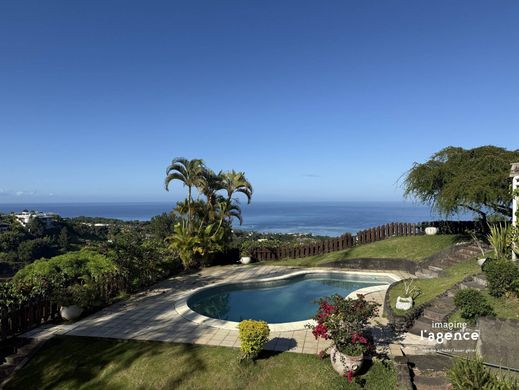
[0,201,471,237]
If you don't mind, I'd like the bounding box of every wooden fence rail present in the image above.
[251,222,424,261]
[1,275,124,342]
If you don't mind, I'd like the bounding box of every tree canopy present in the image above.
[403,146,519,220]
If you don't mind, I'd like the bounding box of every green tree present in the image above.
[220,170,253,204]
[17,238,54,263]
[58,227,70,250]
[403,146,519,220]
[165,158,205,231]
[148,212,177,240]
[26,218,46,237]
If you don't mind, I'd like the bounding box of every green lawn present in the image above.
[450,291,519,322]
[6,336,396,390]
[389,259,481,316]
[260,235,462,267]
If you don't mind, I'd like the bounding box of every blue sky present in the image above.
[1,1,518,203]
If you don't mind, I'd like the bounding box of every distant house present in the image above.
[0,222,9,232]
[14,211,58,229]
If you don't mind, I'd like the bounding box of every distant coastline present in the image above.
[0,201,471,237]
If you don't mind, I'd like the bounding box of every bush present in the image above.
[449,356,518,390]
[12,249,119,307]
[238,320,270,361]
[454,289,494,323]
[483,259,519,297]
[17,238,55,263]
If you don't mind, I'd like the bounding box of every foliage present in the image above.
[147,212,178,240]
[487,223,512,259]
[57,227,71,250]
[453,288,494,323]
[17,238,55,262]
[0,281,26,308]
[167,221,225,268]
[12,249,118,307]
[449,356,518,390]
[238,320,270,361]
[402,279,421,298]
[164,157,253,270]
[483,258,519,297]
[100,230,180,291]
[307,294,379,356]
[403,146,519,220]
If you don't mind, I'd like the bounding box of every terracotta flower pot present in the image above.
[329,345,364,376]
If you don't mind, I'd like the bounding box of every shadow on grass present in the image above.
[5,336,206,390]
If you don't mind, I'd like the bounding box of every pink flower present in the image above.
[312,323,329,339]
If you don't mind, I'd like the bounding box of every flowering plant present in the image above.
[307,294,379,356]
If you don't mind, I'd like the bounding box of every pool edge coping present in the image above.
[173,269,401,331]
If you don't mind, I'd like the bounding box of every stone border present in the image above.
[174,269,401,331]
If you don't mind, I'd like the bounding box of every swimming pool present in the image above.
[187,272,394,323]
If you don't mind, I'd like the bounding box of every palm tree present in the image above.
[220,170,253,204]
[165,158,205,231]
[198,168,224,221]
[216,198,243,225]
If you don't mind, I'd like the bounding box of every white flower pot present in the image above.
[425,227,438,236]
[329,345,364,376]
[240,256,252,264]
[477,258,487,267]
[396,296,413,311]
[60,305,83,321]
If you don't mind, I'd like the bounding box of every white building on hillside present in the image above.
[14,211,58,229]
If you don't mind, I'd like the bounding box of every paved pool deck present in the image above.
[22,265,411,354]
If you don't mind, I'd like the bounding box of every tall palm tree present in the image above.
[198,168,224,221]
[220,170,253,204]
[165,157,205,231]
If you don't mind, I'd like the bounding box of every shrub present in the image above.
[483,259,519,297]
[238,320,270,361]
[454,289,494,323]
[487,223,511,259]
[12,249,119,306]
[449,356,518,390]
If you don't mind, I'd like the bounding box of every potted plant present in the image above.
[56,284,90,321]
[424,226,438,235]
[307,294,379,382]
[240,242,253,264]
[396,279,420,311]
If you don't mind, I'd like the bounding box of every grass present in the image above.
[6,336,397,390]
[260,235,463,267]
[389,258,481,316]
[450,291,519,322]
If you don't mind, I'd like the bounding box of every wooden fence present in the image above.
[251,222,423,261]
[1,299,60,341]
[1,275,125,342]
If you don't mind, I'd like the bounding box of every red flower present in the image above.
[351,332,367,344]
[312,323,329,339]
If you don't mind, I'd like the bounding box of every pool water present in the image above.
[187,273,391,323]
